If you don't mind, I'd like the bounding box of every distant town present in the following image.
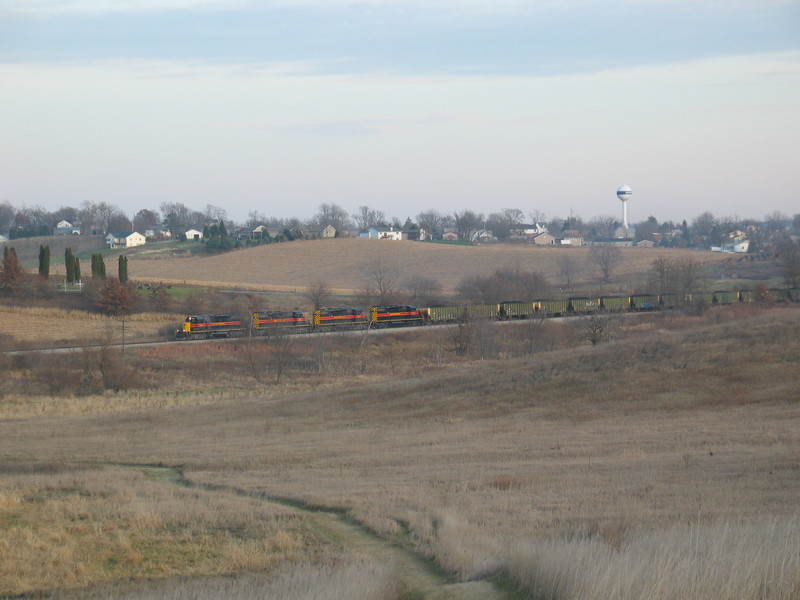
[1,199,798,257]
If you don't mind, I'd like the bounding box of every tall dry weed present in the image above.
[505,517,800,600]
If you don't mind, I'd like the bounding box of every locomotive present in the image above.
[175,288,797,339]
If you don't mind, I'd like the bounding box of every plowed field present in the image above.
[128,238,730,293]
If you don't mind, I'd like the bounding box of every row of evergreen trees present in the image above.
[20,245,130,285]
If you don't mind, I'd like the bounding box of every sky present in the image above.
[1,0,799,226]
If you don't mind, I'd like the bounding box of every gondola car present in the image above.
[569,297,600,313]
[630,294,659,310]
[312,307,369,329]
[599,296,631,311]
[713,290,739,305]
[538,299,568,316]
[499,301,539,319]
[422,305,464,323]
[370,305,424,326]
[178,314,245,339]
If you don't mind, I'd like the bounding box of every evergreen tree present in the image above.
[218,219,228,237]
[74,257,81,283]
[39,245,51,279]
[118,255,128,284]
[65,248,75,283]
[91,253,107,279]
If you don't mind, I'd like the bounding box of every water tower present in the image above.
[617,184,632,230]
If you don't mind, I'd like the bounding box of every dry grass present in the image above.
[0,305,180,345]
[128,238,732,295]
[0,465,313,597]
[0,308,798,598]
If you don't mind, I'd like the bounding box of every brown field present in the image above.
[128,238,741,295]
[1,304,798,598]
[0,306,180,347]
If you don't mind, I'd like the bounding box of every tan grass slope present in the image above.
[128,238,727,293]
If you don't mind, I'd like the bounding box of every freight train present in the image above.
[175,288,798,339]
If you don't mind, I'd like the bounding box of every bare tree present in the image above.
[405,274,442,306]
[353,206,386,230]
[590,245,622,283]
[246,210,267,228]
[363,253,401,305]
[674,257,706,297]
[558,255,580,288]
[528,209,547,226]
[133,209,160,233]
[0,201,15,235]
[776,236,800,288]
[649,257,675,294]
[453,210,484,240]
[305,279,332,310]
[314,203,351,232]
[588,215,618,240]
[416,210,450,239]
[487,208,524,240]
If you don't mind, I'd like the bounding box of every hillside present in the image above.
[127,238,734,294]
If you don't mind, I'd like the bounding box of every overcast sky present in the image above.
[1,0,798,225]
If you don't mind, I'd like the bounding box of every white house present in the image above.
[106,231,146,249]
[184,228,203,241]
[360,226,404,240]
[721,240,750,253]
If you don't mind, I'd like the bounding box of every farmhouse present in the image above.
[106,231,146,249]
[359,226,415,240]
[53,220,82,236]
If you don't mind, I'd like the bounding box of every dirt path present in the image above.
[140,465,513,600]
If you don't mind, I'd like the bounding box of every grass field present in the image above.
[1,304,798,598]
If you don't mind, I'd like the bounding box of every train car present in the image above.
[569,297,600,313]
[599,296,631,311]
[422,305,464,323]
[499,301,538,319]
[178,314,245,339]
[768,288,791,303]
[312,307,369,329]
[713,290,739,305]
[739,289,757,303]
[538,299,568,316]
[630,294,659,310]
[370,305,424,326]
[658,293,680,309]
[464,303,500,320]
[252,310,308,332]
[688,292,715,307]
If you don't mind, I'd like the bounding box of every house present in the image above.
[441,231,460,241]
[635,239,656,248]
[513,223,548,238]
[721,240,750,253]
[360,226,403,240]
[533,232,556,246]
[106,231,146,249]
[471,229,495,243]
[558,232,584,247]
[184,228,203,241]
[53,220,81,236]
[145,225,171,240]
[306,224,337,239]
